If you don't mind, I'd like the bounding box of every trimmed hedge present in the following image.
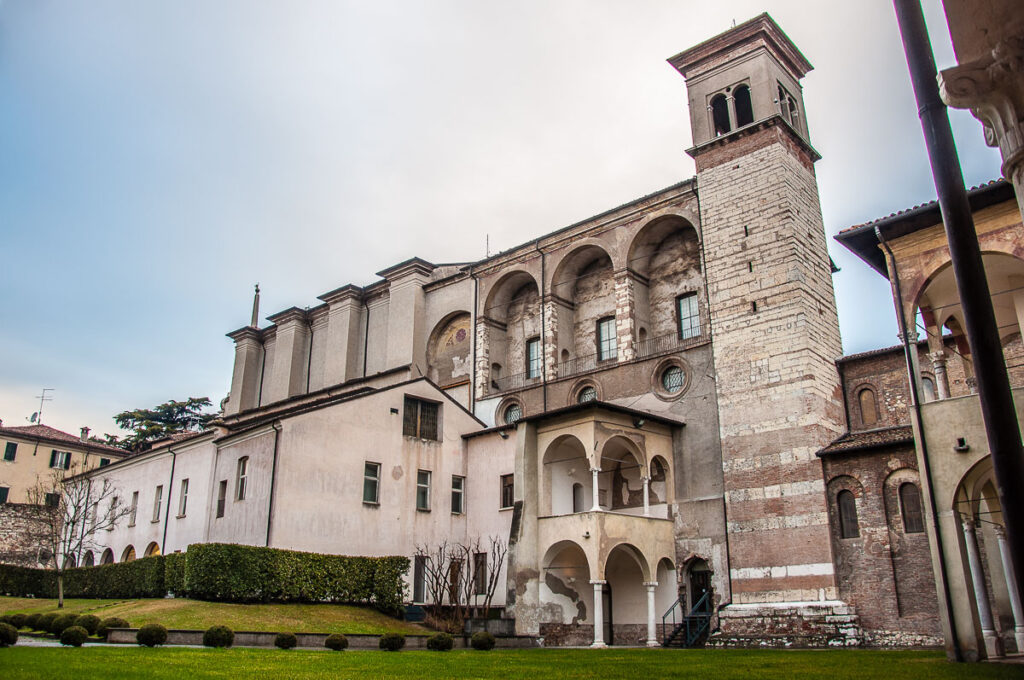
[24,613,41,631]
[0,544,408,616]
[73,614,101,636]
[471,631,496,651]
[137,623,167,647]
[203,625,234,648]
[325,633,348,651]
[50,613,78,636]
[36,613,58,632]
[97,617,130,639]
[184,544,408,613]
[60,626,88,647]
[0,622,17,647]
[427,632,454,651]
[379,632,405,651]
[274,632,297,649]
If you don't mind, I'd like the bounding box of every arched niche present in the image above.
[541,540,593,625]
[480,270,542,390]
[542,434,590,516]
[550,244,616,372]
[426,311,472,388]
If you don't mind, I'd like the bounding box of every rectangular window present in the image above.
[403,396,439,440]
[108,497,117,530]
[45,492,60,508]
[677,293,701,340]
[152,485,163,522]
[451,475,465,514]
[0,487,8,504]
[416,469,431,511]
[473,552,488,596]
[178,478,189,517]
[216,480,227,518]
[49,449,71,470]
[500,474,514,509]
[449,559,462,600]
[596,317,617,361]
[236,457,248,501]
[99,458,111,467]
[3,442,16,461]
[413,555,427,603]
[526,337,542,378]
[129,491,138,526]
[363,462,381,505]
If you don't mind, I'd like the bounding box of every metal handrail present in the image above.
[661,591,712,647]
[557,350,617,378]
[635,332,708,359]
[492,371,540,392]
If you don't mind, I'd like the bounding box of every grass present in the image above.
[1,648,1022,680]
[0,597,424,635]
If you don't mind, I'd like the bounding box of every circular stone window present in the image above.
[651,358,691,401]
[577,386,597,403]
[503,402,523,425]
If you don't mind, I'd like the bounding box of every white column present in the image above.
[591,580,607,648]
[642,476,650,517]
[645,581,658,647]
[591,467,601,512]
[929,351,951,400]
[962,515,1005,658]
[995,524,1024,652]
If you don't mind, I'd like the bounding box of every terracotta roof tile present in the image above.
[817,425,914,456]
[0,424,127,455]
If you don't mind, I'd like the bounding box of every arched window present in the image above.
[711,94,731,136]
[236,456,249,501]
[899,483,925,534]
[63,554,76,569]
[144,542,161,558]
[82,551,95,567]
[121,545,136,563]
[858,388,879,427]
[734,85,753,127]
[921,376,937,403]
[504,402,522,425]
[572,483,584,513]
[100,548,114,564]
[577,386,597,403]
[837,490,859,539]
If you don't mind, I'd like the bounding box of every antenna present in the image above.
[32,388,54,425]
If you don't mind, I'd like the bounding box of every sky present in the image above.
[0,1,1005,438]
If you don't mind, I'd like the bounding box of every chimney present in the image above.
[80,426,90,442]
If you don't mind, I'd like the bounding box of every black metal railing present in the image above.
[492,371,541,393]
[557,350,617,378]
[635,332,707,359]
[661,591,712,648]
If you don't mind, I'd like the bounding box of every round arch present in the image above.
[481,270,541,324]
[541,540,595,626]
[121,545,136,563]
[82,550,95,567]
[599,436,646,513]
[542,434,590,516]
[144,542,161,558]
[425,310,472,387]
[625,215,700,279]
[100,548,114,565]
[549,243,615,302]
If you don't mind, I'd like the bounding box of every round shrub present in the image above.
[0,622,18,647]
[50,613,78,636]
[9,613,27,630]
[378,632,405,651]
[426,632,454,651]
[471,631,496,651]
[73,614,101,636]
[324,633,348,651]
[136,623,168,647]
[96,617,131,639]
[202,625,234,648]
[274,632,297,650]
[36,613,58,632]
[60,626,88,647]
[24,613,41,631]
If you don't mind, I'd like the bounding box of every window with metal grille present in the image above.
[451,475,464,514]
[577,386,597,403]
[363,462,381,504]
[503,403,522,425]
[3,442,16,461]
[236,457,249,501]
[403,396,440,440]
[216,480,227,518]
[596,317,616,361]
[677,293,701,340]
[662,366,685,393]
[500,474,514,509]
[837,490,859,539]
[526,337,542,378]
[474,552,488,595]
[416,470,431,511]
[900,483,925,534]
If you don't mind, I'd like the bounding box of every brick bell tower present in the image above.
[670,15,852,642]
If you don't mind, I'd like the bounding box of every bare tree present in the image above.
[480,534,508,619]
[27,465,132,608]
[417,535,508,626]
[413,540,452,618]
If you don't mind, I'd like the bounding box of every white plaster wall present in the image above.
[206,428,276,547]
[161,440,218,552]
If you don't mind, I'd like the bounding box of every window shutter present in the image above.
[49,450,57,468]
[403,396,418,437]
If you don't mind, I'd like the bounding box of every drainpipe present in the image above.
[161,446,177,555]
[265,422,282,547]
[471,269,478,412]
[894,0,1024,613]
[877,225,961,661]
[362,297,370,378]
[536,241,547,412]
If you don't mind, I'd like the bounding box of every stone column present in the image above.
[929,351,951,399]
[475,318,491,398]
[614,271,636,362]
[939,32,1024,223]
[962,515,1005,658]
[995,524,1024,652]
[543,298,560,380]
[642,476,651,517]
[591,580,607,647]
[645,581,659,647]
[591,467,601,512]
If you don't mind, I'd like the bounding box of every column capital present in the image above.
[995,524,1008,540]
[643,581,659,588]
[590,467,601,474]
[928,351,947,365]
[961,513,978,533]
[589,579,607,586]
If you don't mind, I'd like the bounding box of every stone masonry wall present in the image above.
[0,503,49,568]
[697,125,845,605]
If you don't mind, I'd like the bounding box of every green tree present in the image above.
[107,397,215,451]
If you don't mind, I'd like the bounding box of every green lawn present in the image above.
[1,648,1022,680]
[0,597,424,635]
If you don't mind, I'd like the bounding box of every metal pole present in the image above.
[893,0,1024,616]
